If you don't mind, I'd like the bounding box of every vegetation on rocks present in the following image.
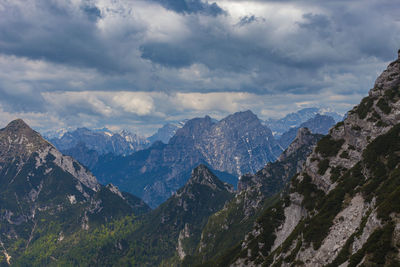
[315,135,344,158]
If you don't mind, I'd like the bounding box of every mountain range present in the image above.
[47,128,150,168]
[92,110,283,207]
[49,127,150,155]
[45,109,338,208]
[1,118,317,266]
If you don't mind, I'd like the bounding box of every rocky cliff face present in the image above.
[0,120,149,265]
[194,111,282,175]
[224,50,400,266]
[190,128,322,264]
[165,111,281,176]
[93,110,281,207]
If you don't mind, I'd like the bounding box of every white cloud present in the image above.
[112,92,155,115]
[172,92,251,112]
[0,88,375,135]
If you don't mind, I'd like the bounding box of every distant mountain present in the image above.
[318,108,344,122]
[0,119,149,265]
[278,114,336,149]
[148,120,187,144]
[49,127,149,154]
[265,107,342,136]
[48,127,150,168]
[93,110,282,207]
[42,128,71,139]
[61,142,100,169]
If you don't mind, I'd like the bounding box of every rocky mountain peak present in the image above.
[0,119,50,162]
[372,50,400,95]
[4,118,30,131]
[0,119,101,192]
[221,110,260,126]
[187,164,234,193]
[3,119,42,141]
[296,127,312,140]
[106,183,124,198]
[278,127,316,161]
[170,116,214,143]
[186,116,213,128]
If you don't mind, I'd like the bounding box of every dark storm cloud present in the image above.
[1,0,398,85]
[150,0,398,75]
[0,0,399,134]
[236,15,261,27]
[298,13,331,38]
[140,43,194,68]
[149,0,224,16]
[0,0,137,74]
[0,84,46,113]
[82,5,102,21]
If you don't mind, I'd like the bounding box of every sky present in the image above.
[0,0,399,136]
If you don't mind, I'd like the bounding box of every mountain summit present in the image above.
[0,119,149,265]
[182,164,234,194]
[0,119,50,161]
[4,118,32,131]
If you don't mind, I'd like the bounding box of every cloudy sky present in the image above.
[0,0,399,135]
